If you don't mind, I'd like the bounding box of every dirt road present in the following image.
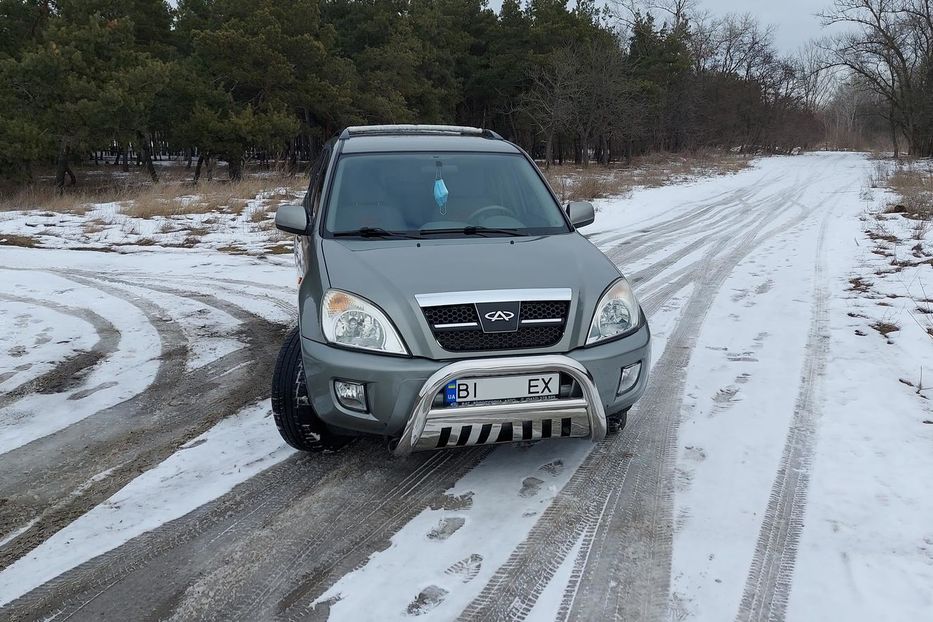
[3,153,924,621]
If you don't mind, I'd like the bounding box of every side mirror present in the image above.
[567,201,595,228]
[275,204,309,235]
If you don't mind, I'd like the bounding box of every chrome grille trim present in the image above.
[422,300,570,352]
[416,288,572,307]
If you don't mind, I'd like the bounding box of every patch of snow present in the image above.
[0,400,293,607]
[0,300,96,393]
[0,269,161,455]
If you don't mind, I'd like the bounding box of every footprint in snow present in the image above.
[539,459,564,477]
[444,553,483,583]
[735,372,752,384]
[406,585,448,616]
[519,476,544,498]
[429,491,474,511]
[34,328,52,346]
[427,517,465,541]
[68,381,118,401]
[712,386,739,408]
[755,279,775,295]
[726,351,758,362]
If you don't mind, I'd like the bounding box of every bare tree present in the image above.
[520,47,580,168]
[568,38,629,165]
[820,0,933,157]
[795,41,837,111]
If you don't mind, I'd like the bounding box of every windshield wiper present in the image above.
[419,226,523,237]
[332,227,421,239]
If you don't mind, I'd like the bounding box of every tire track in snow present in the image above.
[458,164,822,621]
[592,175,767,249]
[735,207,833,622]
[563,181,846,622]
[0,272,285,573]
[0,295,119,411]
[0,444,489,621]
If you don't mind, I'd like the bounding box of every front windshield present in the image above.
[323,152,569,237]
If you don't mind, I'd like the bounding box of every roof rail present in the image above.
[339,124,502,140]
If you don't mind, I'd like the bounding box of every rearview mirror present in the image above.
[567,201,595,228]
[275,204,309,235]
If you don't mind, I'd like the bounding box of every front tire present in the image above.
[606,407,629,435]
[271,326,346,452]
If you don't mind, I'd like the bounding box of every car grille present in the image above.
[423,300,570,352]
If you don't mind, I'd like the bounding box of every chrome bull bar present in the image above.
[392,355,607,456]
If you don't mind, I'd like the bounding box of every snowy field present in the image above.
[0,152,930,621]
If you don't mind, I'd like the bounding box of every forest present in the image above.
[0,0,931,190]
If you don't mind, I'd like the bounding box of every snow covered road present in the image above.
[1,152,930,621]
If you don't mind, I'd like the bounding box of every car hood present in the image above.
[321,233,624,357]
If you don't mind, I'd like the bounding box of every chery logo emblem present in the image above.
[484,310,515,322]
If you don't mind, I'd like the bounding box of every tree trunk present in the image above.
[138,132,159,183]
[194,154,204,183]
[122,145,130,172]
[185,148,193,169]
[228,156,242,181]
[55,138,69,194]
[544,132,554,169]
[891,117,900,160]
[288,138,299,175]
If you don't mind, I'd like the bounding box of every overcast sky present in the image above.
[696,0,835,52]
[487,0,839,54]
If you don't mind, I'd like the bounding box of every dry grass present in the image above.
[0,234,37,247]
[122,176,300,218]
[849,276,873,293]
[542,150,751,202]
[0,186,104,214]
[249,203,276,223]
[886,164,933,220]
[82,221,108,235]
[263,242,293,254]
[0,164,306,217]
[216,243,249,255]
[870,320,900,337]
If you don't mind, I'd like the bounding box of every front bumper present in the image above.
[392,355,606,456]
[300,322,650,451]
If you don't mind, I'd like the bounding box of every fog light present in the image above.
[335,380,367,412]
[617,362,641,396]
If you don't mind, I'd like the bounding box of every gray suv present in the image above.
[271,125,649,455]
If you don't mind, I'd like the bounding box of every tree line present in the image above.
[0,0,929,192]
[819,0,933,159]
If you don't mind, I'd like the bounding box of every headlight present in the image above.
[322,289,408,355]
[586,278,641,345]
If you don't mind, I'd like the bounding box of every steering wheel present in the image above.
[466,204,512,223]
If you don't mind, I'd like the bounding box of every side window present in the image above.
[303,142,332,218]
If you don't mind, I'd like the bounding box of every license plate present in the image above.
[445,373,559,405]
